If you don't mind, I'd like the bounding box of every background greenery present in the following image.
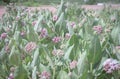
[0,0,120,6]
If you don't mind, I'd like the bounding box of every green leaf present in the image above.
[34,15,44,31]
[64,45,74,61]
[43,47,54,69]
[77,51,88,75]
[57,0,64,17]
[68,24,74,35]
[32,66,37,79]
[9,46,21,66]
[27,25,38,42]
[111,26,120,45]
[14,65,28,79]
[39,63,50,72]
[87,35,102,65]
[0,48,7,61]
[57,70,70,79]
[55,12,65,33]
[31,48,39,68]
[69,34,79,58]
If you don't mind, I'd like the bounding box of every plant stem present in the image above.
[52,67,56,79]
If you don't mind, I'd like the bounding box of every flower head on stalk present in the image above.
[70,60,77,69]
[93,25,102,34]
[70,22,76,28]
[103,58,120,73]
[20,31,26,37]
[25,42,37,52]
[52,49,64,57]
[0,32,7,39]
[39,71,50,79]
[52,36,61,43]
[32,21,37,26]
[65,33,71,39]
[8,73,14,79]
[40,28,48,38]
[53,15,58,21]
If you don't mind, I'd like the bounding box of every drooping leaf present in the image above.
[14,65,28,79]
[27,25,38,42]
[31,48,39,68]
[9,46,21,66]
[111,25,120,45]
[57,70,70,79]
[32,66,37,79]
[64,45,74,61]
[77,51,88,76]
[87,35,102,66]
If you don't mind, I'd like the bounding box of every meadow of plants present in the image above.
[0,1,120,79]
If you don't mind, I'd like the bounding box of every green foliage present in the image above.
[1,2,120,79]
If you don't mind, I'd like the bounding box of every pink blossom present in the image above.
[70,60,77,69]
[25,42,37,52]
[52,49,64,56]
[52,36,61,43]
[103,58,120,73]
[40,71,50,79]
[25,8,30,12]
[65,33,71,39]
[116,46,120,49]
[8,73,14,79]
[70,22,76,28]
[93,25,102,34]
[5,27,11,32]
[53,15,58,21]
[5,45,10,53]
[40,28,48,38]
[10,67,15,72]
[32,21,37,26]
[20,31,26,37]
[1,32,7,39]
[16,16,20,20]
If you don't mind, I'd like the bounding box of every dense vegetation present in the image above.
[0,1,120,79]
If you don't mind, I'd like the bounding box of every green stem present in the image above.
[90,63,93,72]
[52,67,56,79]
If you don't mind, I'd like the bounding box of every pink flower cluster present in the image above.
[93,25,102,34]
[5,45,10,53]
[8,73,14,79]
[16,16,20,21]
[20,31,26,37]
[5,27,11,32]
[116,46,120,49]
[70,60,77,69]
[32,21,37,26]
[52,49,64,56]
[52,36,61,43]
[70,22,76,28]
[53,15,58,21]
[39,71,50,79]
[40,28,48,38]
[0,32,7,39]
[8,67,15,79]
[103,58,120,73]
[65,33,71,39]
[25,42,37,52]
